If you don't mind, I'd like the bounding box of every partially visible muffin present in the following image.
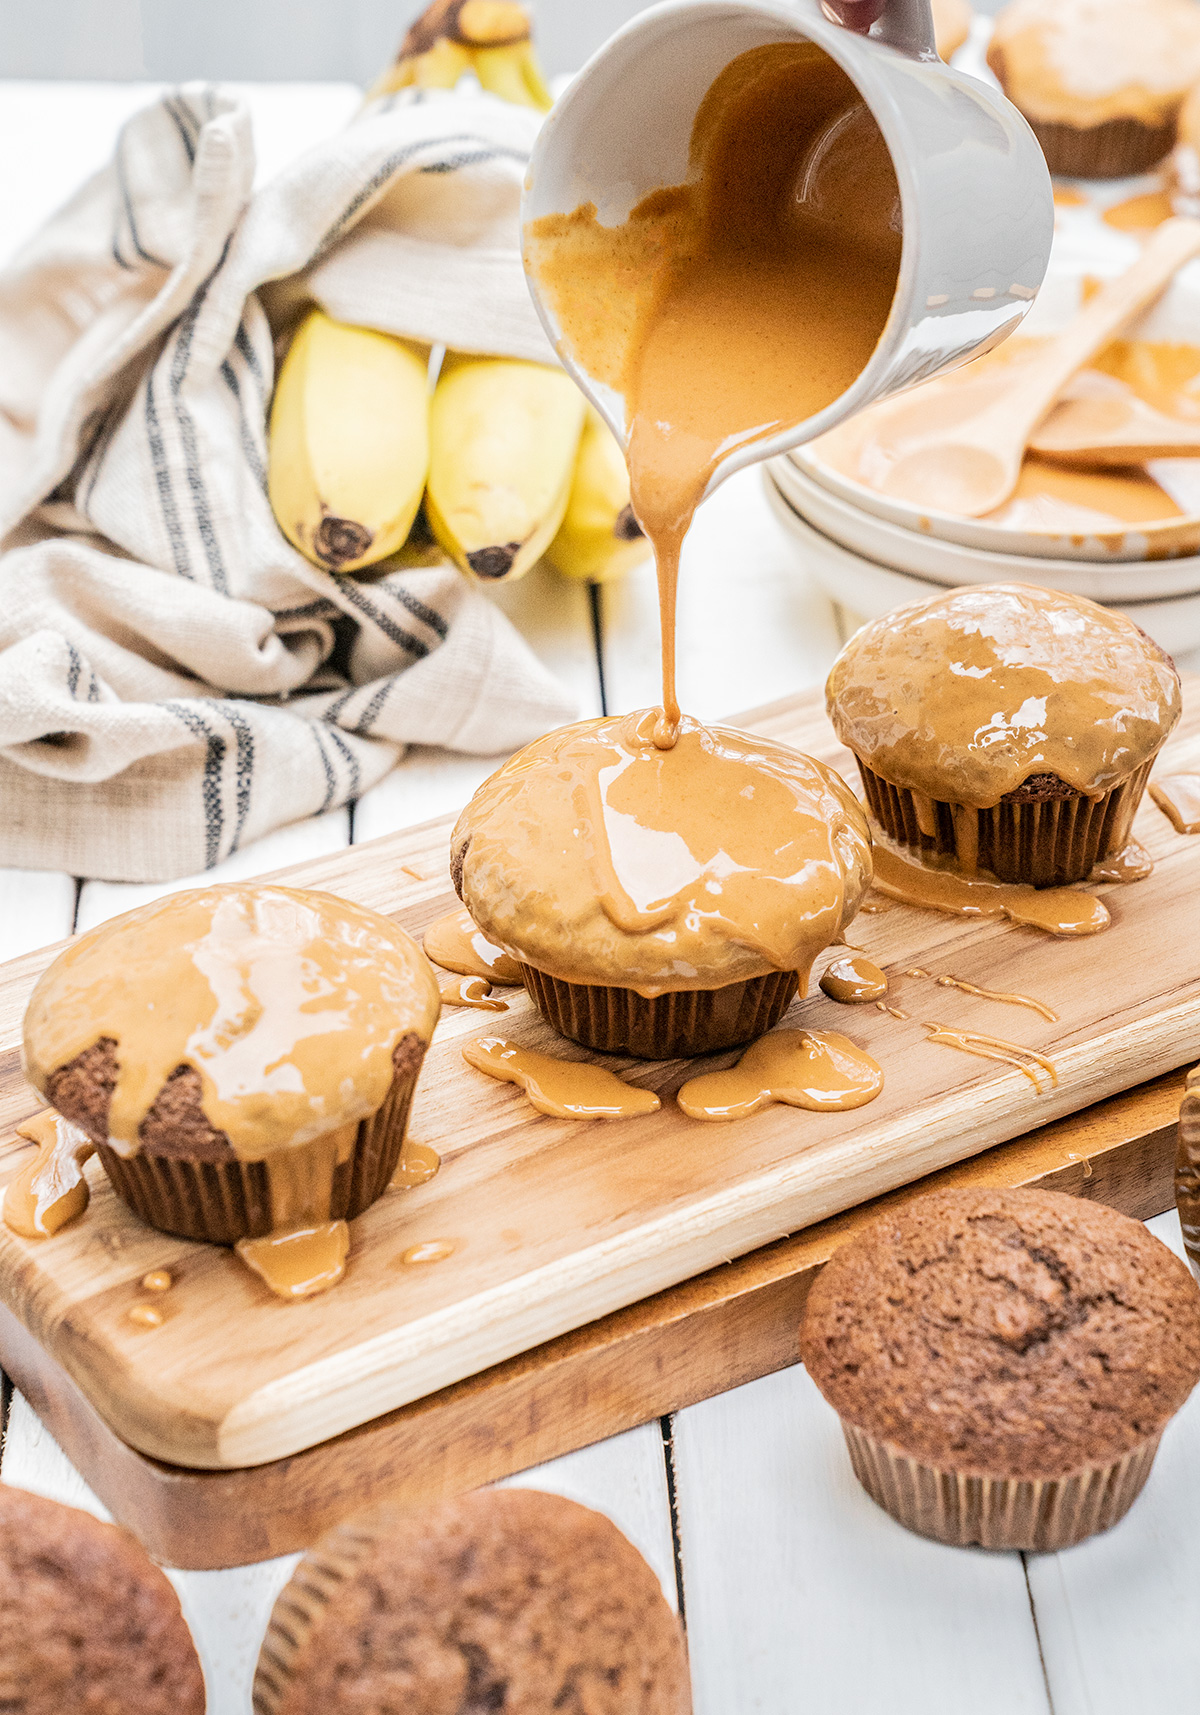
[933,0,972,62]
[800,1187,1200,1550]
[450,710,873,1058]
[0,1485,206,1714]
[987,0,1200,177]
[253,1487,691,1715]
[23,884,440,1245]
[826,583,1181,887]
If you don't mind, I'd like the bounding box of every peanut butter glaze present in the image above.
[1090,838,1154,882]
[452,711,872,997]
[820,955,888,1004]
[676,1029,883,1122]
[1150,772,1200,833]
[23,885,440,1161]
[437,973,509,1011]
[462,1036,661,1120]
[526,41,900,746]
[3,1112,92,1240]
[919,1021,1058,1092]
[828,585,1180,809]
[236,1221,350,1300]
[390,1140,442,1188]
[987,0,1200,129]
[423,908,523,985]
[872,845,1110,935]
[902,966,1058,1022]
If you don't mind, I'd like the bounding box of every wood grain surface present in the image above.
[0,685,1197,1473]
[0,1064,1182,1568]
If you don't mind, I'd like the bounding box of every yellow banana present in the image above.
[546,408,648,584]
[426,355,586,580]
[268,310,430,575]
[368,0,552,110]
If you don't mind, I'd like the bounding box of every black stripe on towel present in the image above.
[311,723,339,815]
[333,579,428,659]
[391,584,449,640]
[169,235,234,594]
[315,135,529,260]
[145,369,193,580]
[221,359,268,492]
[115,133,170,268]
[206,699,255,852]
[347,678,393,736]
[163,94,197,163]
[165,703,227,868]
[323,724,362,800]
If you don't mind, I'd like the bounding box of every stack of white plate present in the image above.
[766,225,1200,658]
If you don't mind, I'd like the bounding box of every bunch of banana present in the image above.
[426,354,586,579]
[267,309,430,575]
[369,0,553,111]
[546,407,649,584]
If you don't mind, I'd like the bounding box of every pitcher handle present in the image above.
[822,0,937,58]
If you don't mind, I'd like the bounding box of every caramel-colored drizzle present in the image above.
[141,1269,173,1293]
[876,1003,910,1021]
[1150,773,1200,835]
[391,1139,442,1189]
[820,955,888,1004]
[871,845,1110,936]
[400,1239,456,1265]
[462,1036,661,1120]
[423,907,523,985]
[236,1221,351,1300]
[919,1021,1059,1093]
[902,967,1058,1023]
[527,42,900,748]
[3,1112,93,1240]
[438,973,509,1011]
[127,1304,165,1329]
[1090,839,1154,883]
[677,1030,883,1122]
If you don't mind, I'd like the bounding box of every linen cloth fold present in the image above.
[0,82,573,882]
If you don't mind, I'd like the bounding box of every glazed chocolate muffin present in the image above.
[253,1488,691,1715]
[826,584,1180,888]
[449,710,872,1058]
[22,884,440,1247]
[800,1187,1200,1550]
[987,0,1200,177]
[0,1485,205,1714]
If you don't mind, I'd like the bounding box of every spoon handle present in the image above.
[993,217,1200,438]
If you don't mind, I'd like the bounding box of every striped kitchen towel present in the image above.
[0,82,574,882]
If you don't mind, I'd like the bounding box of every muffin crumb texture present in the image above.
[258,1488,690,1715]
[801,1189,1200,1478]
[0,1485,205,1715]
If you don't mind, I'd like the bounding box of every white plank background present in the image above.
[3,76,1200,1715]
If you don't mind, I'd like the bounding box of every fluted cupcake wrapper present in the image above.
[1025,114,1176,179]
[842,1421,1162,1552]
[95,1054,424,1245]
[520,964,800,1060]
[857,757,1154,888]
[253,1516,386,1715]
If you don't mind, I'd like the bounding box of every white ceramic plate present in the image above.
[764,471,1200,656]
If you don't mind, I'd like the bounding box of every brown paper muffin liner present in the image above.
[856,757,1154,888]
[253,1515,382,1715]
[521,963,799,1059]
[95,1046,425,1245]
[1025,114,1177,179]
[842,1420,1162,1551]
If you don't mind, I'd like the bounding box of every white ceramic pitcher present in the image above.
[520,0,1054,500]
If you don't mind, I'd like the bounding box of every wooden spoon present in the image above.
[1029,372,1200,465]
[879,217,1200,516]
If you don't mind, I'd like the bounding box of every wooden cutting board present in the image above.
[1,684,1197,1476]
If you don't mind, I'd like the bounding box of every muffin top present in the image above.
[800,1187,1200,1478]
[0,1485,205,1715]
[933,0,972,62]
[254,1487,691,1715]
[987,0,1200,129]
[23,884,440,1161]
[450,710,872,997]
[826,583,1180,808]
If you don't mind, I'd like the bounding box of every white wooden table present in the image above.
[4,82,1200,1715]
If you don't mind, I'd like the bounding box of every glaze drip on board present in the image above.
[902,968,1058,1023]
[2,1111,93,1240]
[423,908,523,985]
[1150,772,1200,834]
[526,40,901,746]
[1090,839,1154,883]
[676,1029,884,1122]
[820,955,888,1004]
[437,973,509,1011]
[236,1221,351,1300]
[462,1037,661,1120]
[871,845,1110,936]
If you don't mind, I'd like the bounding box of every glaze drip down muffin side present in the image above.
[826,583,1181,888]
[21,884,441,1246]
[450,710,873,1058]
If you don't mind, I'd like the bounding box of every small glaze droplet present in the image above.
[820,954,888,1004]
[401,1239,456,1265]
[391,1141,442,1189]
[141,1269,173,1293]
[438,973,508,1011]
[127,1304,164,1329]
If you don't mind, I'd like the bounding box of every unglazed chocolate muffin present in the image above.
[826,583,1180,888]
[800,1188,1200,1550]
[987,0,1200,177]
[23,884,440,1246]
[253,1487,691,1715]
[450,710,873,1057]
[0,1485,206,1714]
